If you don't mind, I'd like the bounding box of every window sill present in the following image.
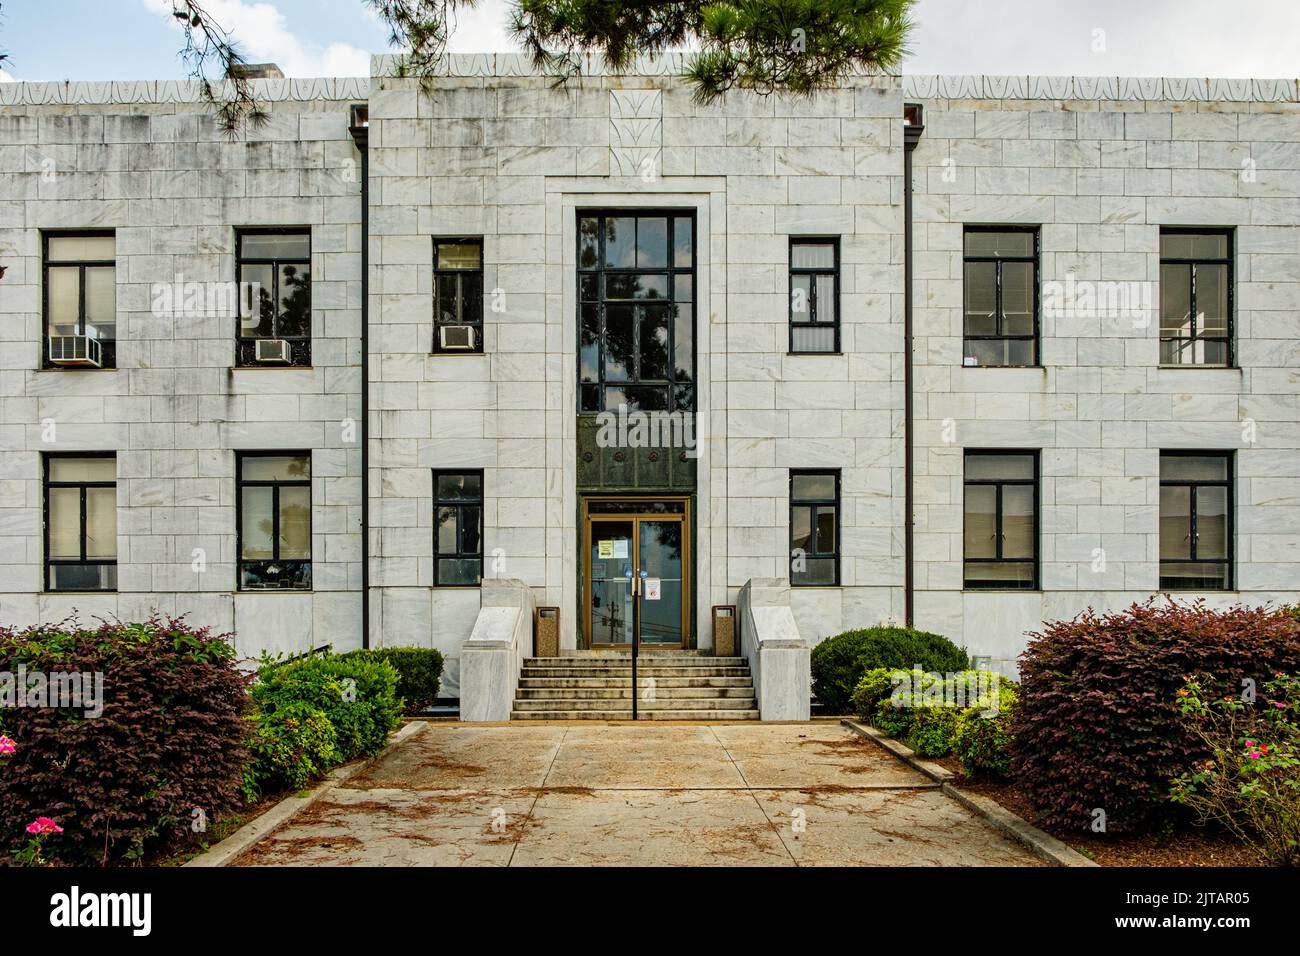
[38,366,119,373]
[959,364,1044,370]
[237,588,315,594]
[43,589,117,595]
[233,364,314,371]
[1156,365,1240,372]
[429,351,486,357]
[790,584,842,590]
[962,588,1042,593]
[787,351,842,357]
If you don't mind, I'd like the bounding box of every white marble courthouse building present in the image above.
[1,57,1297,713]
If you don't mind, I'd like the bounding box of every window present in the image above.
[578,212,695,413]
[790,470,839,586]
[43,232,116,369]
[789,239,840,353]
[1160,229,1232,366]
[1160,452,1232,589]
[964,451,1038,589]
[45,454,117,591]
[963,227,1038,367]
[237,230,311,366]
[434,471,483,586]
[433,238,484,353]
[237,453,312,589]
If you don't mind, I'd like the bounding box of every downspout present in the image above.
[903,102,924,628]
[349,104,371,649]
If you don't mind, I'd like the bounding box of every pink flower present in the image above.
[0,736,15,755]
[25,817,62,835]
[1247,751,1262,760]
[1273,701,1287,709]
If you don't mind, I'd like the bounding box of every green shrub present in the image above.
[811,626,967,713]
[952,685,1018,777]
[907,706,959,757]
[850,667,898,719]
[243,702,338,800]
[1171,673,1300,866]
[343,647,444,713]
[252,652,401,763]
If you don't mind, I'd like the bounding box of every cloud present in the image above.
[142,0,370,76]
[0,68,17,83]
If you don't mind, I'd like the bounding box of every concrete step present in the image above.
[526,656,747,667]
[513,696,757,711]
[521,666,752,678]
[519,676,754,689]
[517,686,756,700]
[510,709,761,721]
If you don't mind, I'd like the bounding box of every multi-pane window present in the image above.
[1160,452,1232,590]
[578,212,695,413]
[964,452,1038,589]
[44,232,116,369]
[434,471,483,586]
[1160,229,1232,366]
[45,454,117,591]
[237,230,311,366]
[790,470,840,586]
[963,228,1038,367]
[433,239,484,353]
[237,453,312,590]
[789,239,839,353]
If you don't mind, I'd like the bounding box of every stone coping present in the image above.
[3,60,1295,105]
[0,76,369,107]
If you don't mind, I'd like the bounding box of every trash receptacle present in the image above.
[712,605,736,657]
[534,606,560,657]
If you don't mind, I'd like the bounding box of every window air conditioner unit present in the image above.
[48,334,102,368]
[439,325,476,351]
[255,338,292,364]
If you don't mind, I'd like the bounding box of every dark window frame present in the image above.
[432,237,485,354]
[788,237,841,355]
[43,452,117,592]
[235,227,313,368]
[236,451,313,591]
[576,210,697,415]
[433,469,484,587]
[789,468,841,587]
[42,229,117,369]
[962,225,1040,368]
[1159,450,1233,591]
[1159,227,1234,368]
[963,449,1040,590]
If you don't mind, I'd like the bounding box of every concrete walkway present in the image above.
[233,722,1043,866]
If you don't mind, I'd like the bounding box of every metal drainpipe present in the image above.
[349,105,370,649]
[903,102,924,628]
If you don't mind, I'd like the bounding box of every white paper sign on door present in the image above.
[612,539,629,559]
[644,578,661,600]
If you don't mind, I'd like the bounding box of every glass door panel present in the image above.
[590,519,634,646]
[638,519,683,646]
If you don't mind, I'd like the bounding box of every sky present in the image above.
[1,0,1299,82]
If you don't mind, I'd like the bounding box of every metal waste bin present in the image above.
[534,606,560,657]
[712,605,736,657]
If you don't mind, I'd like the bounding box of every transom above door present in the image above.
[582,496,691,649]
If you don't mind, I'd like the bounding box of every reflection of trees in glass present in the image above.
[279,265,311,337]
[579,217,601,268]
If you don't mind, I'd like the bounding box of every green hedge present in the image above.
[811,626,968,713]
[343,647,443,713]
[243,650,403,800]
[851,666,1016,774]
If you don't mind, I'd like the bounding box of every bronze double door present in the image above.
[583,498,690,649]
